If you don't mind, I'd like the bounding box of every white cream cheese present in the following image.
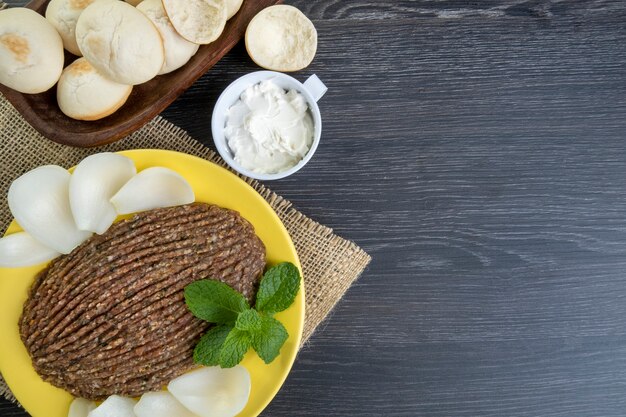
[224,80,314,174]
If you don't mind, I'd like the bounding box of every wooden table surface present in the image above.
[2,0,626,416]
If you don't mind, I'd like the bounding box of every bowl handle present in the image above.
[303,74,328,102]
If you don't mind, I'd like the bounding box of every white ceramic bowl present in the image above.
[211,71,327,180]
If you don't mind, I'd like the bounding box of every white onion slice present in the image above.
[87,396,136,417]
[110,167,195,215]
[8,166,92,254]
[68,398,97,417]
[70,153,137,234]
[134,391,197,417]
[0,232,59,267]
[167,366,251,417]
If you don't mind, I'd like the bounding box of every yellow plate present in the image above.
[0,149,304,417]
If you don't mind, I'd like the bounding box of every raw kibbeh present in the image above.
[19,203,265,400]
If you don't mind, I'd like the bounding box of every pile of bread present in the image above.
[0,0,244,120]
[0,1,318,122]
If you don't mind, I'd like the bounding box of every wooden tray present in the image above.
[0,0,280,148]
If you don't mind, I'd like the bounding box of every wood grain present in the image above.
[296,0,626,19]
[3,0,626,416]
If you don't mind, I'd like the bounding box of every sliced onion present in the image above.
[8,166,92,254]
[167,366,251,417]
[70,153,136,234]
[134,391,197,417]
[110,167,195,215]
[87,396,136,417]
[68,398,97,417]
[0,232,59,268]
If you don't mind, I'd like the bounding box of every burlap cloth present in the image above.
[0,94,371,406]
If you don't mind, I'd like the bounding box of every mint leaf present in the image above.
[219,328,251,368]
[193,325,232,366]
[255,262,301,315]
[236,309,262,332]
[185,280,249,324]
[251,315,289,364]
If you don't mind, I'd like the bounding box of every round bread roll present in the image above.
[57,57,132,120]
[45,0,100,56]
[124,0,142,5]
[0,8,64,94]
[245,5,317,72]
[137,0,199,75]
[162,0,227,45]
[75,0,164,85]
[226,0,243,19]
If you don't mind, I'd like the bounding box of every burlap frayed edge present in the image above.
[0,382,15,404]
[0,96,372,407]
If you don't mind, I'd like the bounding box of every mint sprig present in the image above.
[185,262,301,368]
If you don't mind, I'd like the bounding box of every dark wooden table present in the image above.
[3,0,626,416]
